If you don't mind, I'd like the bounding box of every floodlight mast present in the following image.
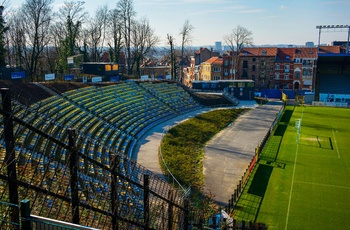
[316,25,350,53]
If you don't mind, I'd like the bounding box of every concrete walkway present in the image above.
[133,101,282,204]
[203,103,283,205]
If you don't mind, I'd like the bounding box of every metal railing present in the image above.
[0,88,204,229]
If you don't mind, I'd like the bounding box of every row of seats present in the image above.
[1,81,201,166]
[0,81,200,221]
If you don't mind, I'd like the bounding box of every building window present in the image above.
[243,60,248,68]
[295,72,300,79]
[252,58,256,62]
[261,60,266,68]
[213,76,221,80]
[262,50,267,56]
[252,65,256,71]
[224,60,228,66]
[213,67,221,72]
[242,70,248,78]
[276,64,280,70]
[275,73,280,79]
[224,69,228,76]
[260,70,265,78]
[284,74,289,80]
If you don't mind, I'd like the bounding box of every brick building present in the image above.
[200,57,223,81]
[239,47,277,91]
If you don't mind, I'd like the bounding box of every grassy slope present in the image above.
[233,106,350,229]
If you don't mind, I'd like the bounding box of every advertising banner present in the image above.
[92,76,102,82]
[45,73,55,81]
[140,75,149,81]
[64,75,74,81]
[110,76,120,82]
[11,71,26,79]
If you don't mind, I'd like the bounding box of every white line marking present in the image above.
[298,153,338,159]
[295,181,350,190]
[331,129,340,158]
[285,107,304,230]
[285,144,298,230]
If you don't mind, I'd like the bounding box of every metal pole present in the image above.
[110,153,119,230]
[318,27,322,53]
[68,128,80,225]
[1,88,20,228]
[143,174,150,229]
[183,199,189,230]
[347,26,350,53]
[20,199,31,229]
[167,190,173,230]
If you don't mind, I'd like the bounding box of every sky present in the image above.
[6,0,350,47]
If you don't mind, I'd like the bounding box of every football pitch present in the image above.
[232,106,350,229]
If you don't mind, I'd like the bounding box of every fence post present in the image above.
[143,174,150,229]
[110,153,119,230]
[183,199,189,230]
[167,190,173,230]
[20,199,31,229]
[1,88,19,228]
[68,128,80,225]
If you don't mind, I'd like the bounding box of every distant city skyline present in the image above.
[8,0,350,47]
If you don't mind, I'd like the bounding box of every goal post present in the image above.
[294,119,301,144]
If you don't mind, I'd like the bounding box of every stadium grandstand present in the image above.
[0,80,245,229]
[315,52,350,105]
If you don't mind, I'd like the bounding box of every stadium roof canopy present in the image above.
[317,53,350,65]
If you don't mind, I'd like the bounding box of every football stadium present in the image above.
[0,47,349,230]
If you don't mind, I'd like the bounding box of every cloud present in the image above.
[279,5,288,10]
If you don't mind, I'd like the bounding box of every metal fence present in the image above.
[0,87,203,229]
[226,104,285,214]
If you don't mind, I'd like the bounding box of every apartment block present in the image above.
[200,57,223,81]
[239,47,277,91]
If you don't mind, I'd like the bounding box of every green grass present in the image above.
[160,108,247,188]
[233,106,350,230]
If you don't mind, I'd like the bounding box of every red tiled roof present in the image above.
[294,47,318,59]
[318,46,342,54]
[276,48,296,61]
[204,56,222,65]
[240,47,278,56]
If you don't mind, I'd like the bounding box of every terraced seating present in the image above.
[139,81,202,114]
[1,81,202,169]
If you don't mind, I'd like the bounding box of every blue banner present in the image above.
[11,71,26,79]
[64,74,74,81]
[110,76,120,82]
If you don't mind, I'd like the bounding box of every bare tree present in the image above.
[224,25,253,79]
[21,0,54,81]
[52,1,86,73]
[167,34,175,80]
[117,0,135,75]
[107,8,123,63]
[0,4,9,67]
[84,5,109,62]
[179,19,193,82]
[131,17,159,77]
[6,10,25,68]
